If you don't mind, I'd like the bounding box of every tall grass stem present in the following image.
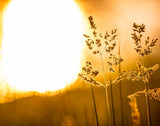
[110,75,116,126]
[99,48,113,126]
[144,82,152,126]
[91,85,99,126]
[118,42,124,126]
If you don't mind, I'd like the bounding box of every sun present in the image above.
[1,0,83,92]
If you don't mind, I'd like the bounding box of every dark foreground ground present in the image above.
[0,72,160,126]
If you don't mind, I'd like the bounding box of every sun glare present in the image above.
[1,0,83,92]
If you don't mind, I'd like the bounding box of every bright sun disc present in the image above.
[1,0,83,92]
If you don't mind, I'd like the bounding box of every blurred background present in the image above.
[0,0,160,126]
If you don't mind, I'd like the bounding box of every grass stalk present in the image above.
[109,74,116,126]
[144,82,152,126]
[140,56,151,126]
[99,48,113,126]
[118,42,124,126]
[91,85,99,126]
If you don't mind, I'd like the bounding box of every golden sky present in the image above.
[1,0,160,57]
[76,0,160,64]
[0,0,159,92]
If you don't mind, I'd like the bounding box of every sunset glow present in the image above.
[1,0,83,92]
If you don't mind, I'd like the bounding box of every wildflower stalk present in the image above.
[144,82,151,126]
[108,22,159,126]
[140,53,151,126]
[130,22,158,126]
[91,84,99,126]
[78,61,100,126]
[79,16,123,126]
[118,42,124,126]
[129,97,141,126]
[109,74,115,126]
[99,48,112,125]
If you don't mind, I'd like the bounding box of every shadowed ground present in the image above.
[0,69,160,126]
[0,84,108,126]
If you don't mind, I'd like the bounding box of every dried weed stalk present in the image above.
[117,23,159,126]
[79,16,159,126]
[129,97,140,126]
[80,16,123,87]
[112,59,159,126]
[130,23,159,126]
[112,61,159,84]
[78,61,102,86]
[131,23,158,57]
[127,87,160,126]
[128,88,160,102]
[79,15,124,126]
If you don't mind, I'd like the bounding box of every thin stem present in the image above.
[91,85,99,126]
[99,50,107,83]
[101,45,108,54]
[110,74,116,126]
[99,48,112,126]
[140,56,151,126]
[144,82,152,126]
[118,42,124,126]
